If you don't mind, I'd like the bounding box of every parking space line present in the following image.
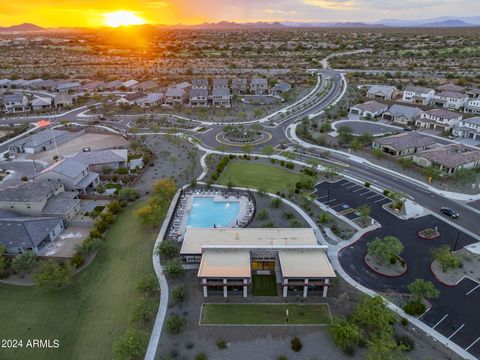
[375,198,388,203]
[432,314,448,329]
[359,191,371,196]
[352,188,364,193]
[326,198,336,203]
[317,195,328,199]
[366,194,380,200]
[448,324,465,339]
[417,307,430,319]
[346,184,358,189]
[466,284,480,295]
[466,337,480,351]
[339,181,350,187]
[331,204,344,209]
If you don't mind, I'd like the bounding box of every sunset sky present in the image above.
[1,0,480,28]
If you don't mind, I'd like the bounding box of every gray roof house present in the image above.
[68,149,128,172]
[54,93,74,108]
[372,132,437,157]
[191,79,209,89]
[402,85,435,105]
[432,91,469,110]
[250,78,268,94]
[3,93,29,112]
[366,85,397,100]
[134,80,158,92]
[8,129,76,154]
[452,117,480,141]
[382,104,423,125]
[0,209,65,255]
[212,88,231,107]
[416,109,463,132]
[0,181,80,220]
[212,78,229,89]
[136,92,164,107]
[82,80,105,93]
[103,80,123,91]
[56,82,81,93]
[413,144,480,175]
[269,82,291,96]
[165,86,186,106]
[349,101,388,118]
[31,97,52,111]
[35,158,100,192]
[189,88,209,107]
[436,84,465,93]
[231,78,248,94]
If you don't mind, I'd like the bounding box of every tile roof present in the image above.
[374,132,437,151]
[416,144,480,168]
[0,181,61,203]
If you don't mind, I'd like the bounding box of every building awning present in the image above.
[279,250,336,279]
[198,250,251,278]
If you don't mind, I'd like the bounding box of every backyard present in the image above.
[0,202,158,360]
[200,303,331,325]
[217,161,303,194]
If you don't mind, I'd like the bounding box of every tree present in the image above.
[117,187,139,203]
[323,166,338,179]
[34,261,73,288]
[423,166,441,181]
[270,197,282,208]
[349,138,361,151]
[242,144,253,155]
[113,328,148,360]
[372,148,384,160]
[153,178,177,201]
[453,168,476,185]
[166,314,186,334]
[135,202,166,227]
[164,259,185,278]
[172,286,187,303]
[328,317,362,353]
[11,251,37,274]
[432,245,462,272]
[338,126,354,145]
[0,245,7,275]
[367,236,404,264]
[366,335,409,360]
[154,240,178,258]
[352,296,396,339]
[357,204,371,225]
[407,279,440,302]
[262,145,274,157]
[135,274,159,296]
[318,212,331,224]
[283,151,295,161]
[397,157,412,170]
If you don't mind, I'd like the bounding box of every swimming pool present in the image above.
[187,197,240,228]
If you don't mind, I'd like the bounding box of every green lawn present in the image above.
[251,275,278,296]
[217,161,303,194]
[200,304,331,325]
[0,202,158,360]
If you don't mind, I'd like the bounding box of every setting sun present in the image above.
[103,11,146,27]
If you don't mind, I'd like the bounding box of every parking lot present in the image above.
[316,179,480,359]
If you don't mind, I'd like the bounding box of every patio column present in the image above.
[303,279,308,298]
[223,278,228,298]
[201,279,208,297]
[243,278,248,298]
[322,279,330,297]
[283,279,288,297]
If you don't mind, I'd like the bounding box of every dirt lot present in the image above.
[40,227,89,257]
[31,133,129,162]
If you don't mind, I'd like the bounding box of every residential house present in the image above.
[452,117,480,141]
[133,80,158,92]
[116,92,145,106]
[135,93,163,107]
[165,86,186,106]
[189,88,209,107]
[181,228,335,298]
[212,88,231,107]
[122,79,139,89]
[9,129,78,154]
[3,93,29,112]
[402,85,435,105]
[231,78,248,94]
[466,89,480,99]
[0,209,64,255]
[0,79,11,88]
[31,79,57,92]
[366,85,398,100]
[382,104,423,126]
[82,80,105,93]
[413,144,480,175]
[415,109,463,132]
[212,78,229,89]
[465,99,480,115]
[103,80,123,91]
[269,82,291,96]
[0,181,80,220]
[35,158,100,192]
[436,84,465,93]
[174,82,192,92]
[68,149,128,172]
[53,93,74,108]
[31,97,52,111]
[56,82,81,93]
[349,101,388,118]
[191,79,209,89]
[372,132,437,157]
[432,91,469,110]
[250,78,268,94]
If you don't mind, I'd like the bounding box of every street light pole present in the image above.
[326,186,331,206]
[453,232,460,252]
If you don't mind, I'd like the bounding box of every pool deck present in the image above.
[169,190,254,240]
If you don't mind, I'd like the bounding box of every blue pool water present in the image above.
[187,197,240,228]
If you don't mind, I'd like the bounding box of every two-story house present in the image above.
[250,78,268,95]
[415,109,463,132]
[212,88,231,107]
[212,79,229,89]
[191,79,208,90]
[366,85,398,100]
[465,99,480,115]
[382,104,423,126]
[402,85,435,105]
[165,86,187,106]
[3,93,29,112]
[189,88,209,107]
[452,117,480,141]
[432,91,469,110]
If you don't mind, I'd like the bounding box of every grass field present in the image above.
[251,275,278,296]
[0,202,158,360]
[200,304,331,325]
[217,161,303,194]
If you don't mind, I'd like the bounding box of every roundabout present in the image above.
[215,129,272,147]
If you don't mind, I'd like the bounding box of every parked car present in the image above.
[441,207,459,219]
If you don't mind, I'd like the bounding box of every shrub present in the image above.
[364,181,371,188]
[71,253,85,268]
[132,296,157,323]
[155,240,178,258]
[395,334,415,351]
[278,356,288,360]
[166,314,186,334]
[195,353,207,360]
[172,286,187,304]
[216,339,227,349]
[290,337,303,352]
[401,317,408,327]
[136,273,159,296]
[113,328,148,360]
[21,176,28,181]
[117,167,129,175]
[164,259,185,278]
[270,197,281,208]
[256,209,268,220]
[403,300,426,316]
[11,251,37,273]
[383,190,390,196]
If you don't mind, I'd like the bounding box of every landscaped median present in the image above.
[200,303,331,325]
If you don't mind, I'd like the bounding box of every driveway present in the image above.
[315,179,480,359]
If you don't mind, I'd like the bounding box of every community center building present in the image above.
[180,228,336,298]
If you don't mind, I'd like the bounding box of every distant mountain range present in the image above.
[1,17,480,33]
